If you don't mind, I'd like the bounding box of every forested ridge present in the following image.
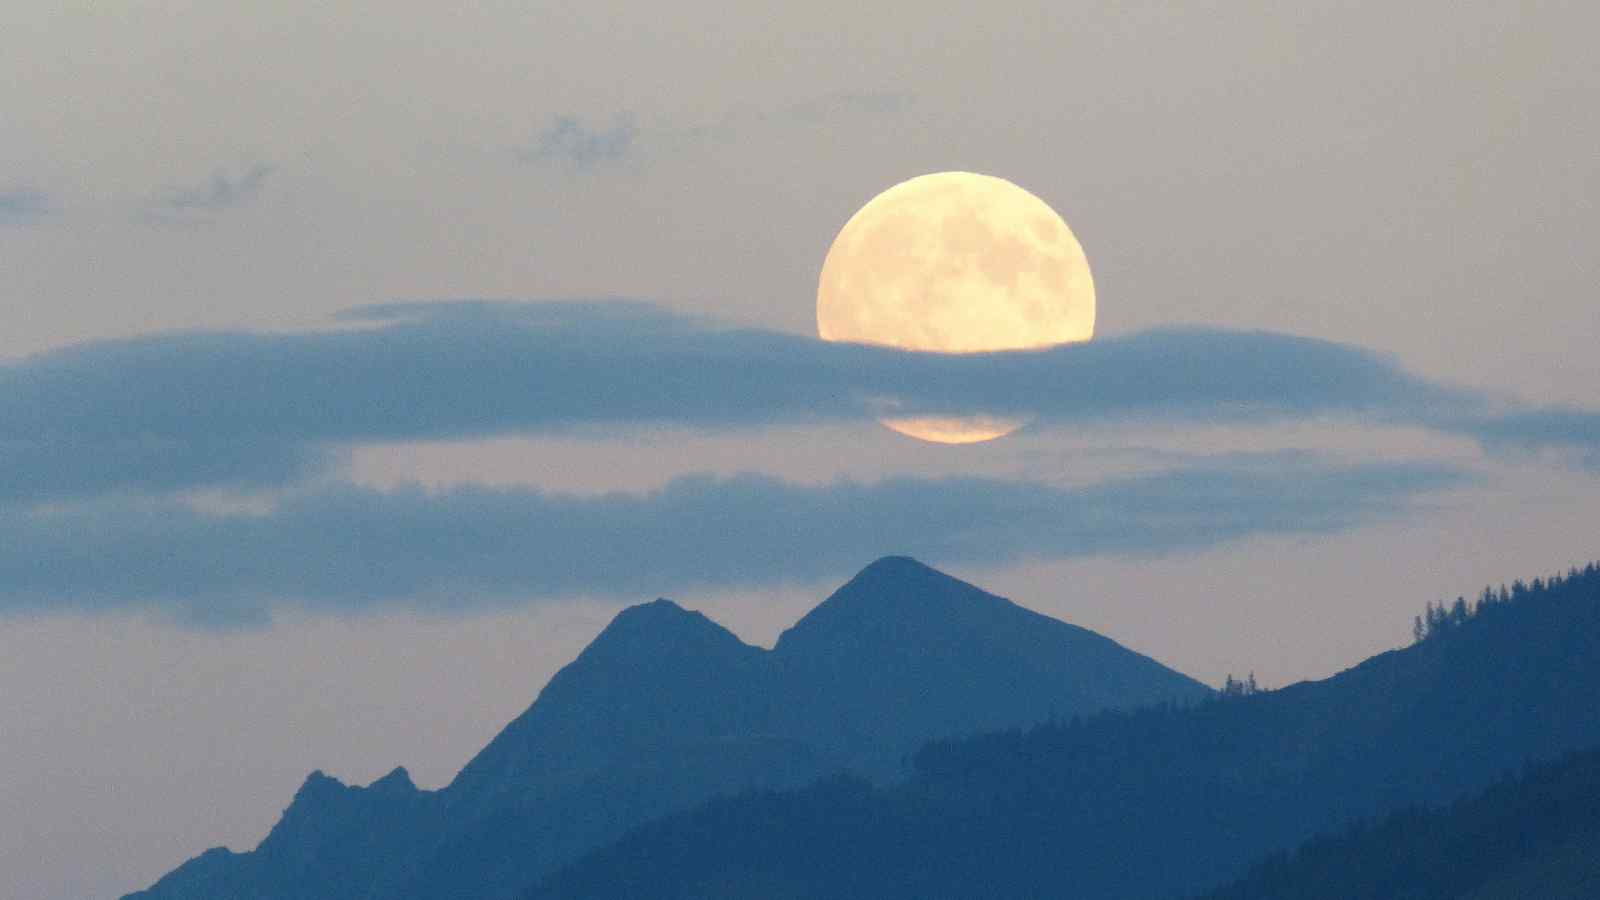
[1201,746,1600,900]
[531,560,1600,900]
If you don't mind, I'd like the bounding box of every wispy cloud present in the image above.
[520,93,913,168]
[0,300,1593,505]
[516,115,638,170]
[142,163,274,224]
[0,458,1465,624]
[0,187,50,224]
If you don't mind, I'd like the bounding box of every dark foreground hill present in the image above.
[125,556,1207,900]
[1202,746,1600,900]
[530,563,1600,900]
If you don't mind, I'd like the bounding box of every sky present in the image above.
[3,2,1599,898]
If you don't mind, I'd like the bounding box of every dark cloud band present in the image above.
[0,458,1465,624]
[0,300,1593,505]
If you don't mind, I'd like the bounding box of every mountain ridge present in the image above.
[527,561,1600,900]
[126,555,1208,900]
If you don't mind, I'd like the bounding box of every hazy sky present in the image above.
[4,3,1599,898]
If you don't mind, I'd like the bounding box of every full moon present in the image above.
[817,171,1095,443]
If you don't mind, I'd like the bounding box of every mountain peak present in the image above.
[367,766,416,794]
[291,770,345,804]
[852,555,943,583]
[775,557,1006,652]
[448,597,766,792]
[579,597,749,663]
[606,597,693,628]
[841,555,986,599]
[762,555,1209,778]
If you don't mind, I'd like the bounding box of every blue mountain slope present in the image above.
[528,563,1600,900]
[126,556,1207,900]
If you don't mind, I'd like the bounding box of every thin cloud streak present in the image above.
[516,115,638,169]
[0,458,1466,624]
[142,163,274,224]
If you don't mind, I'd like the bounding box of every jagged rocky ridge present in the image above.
[126,556,1209,900]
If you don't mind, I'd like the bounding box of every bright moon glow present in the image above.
[817,171,1095,443]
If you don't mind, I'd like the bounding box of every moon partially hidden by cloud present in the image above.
[817,171,1096,443]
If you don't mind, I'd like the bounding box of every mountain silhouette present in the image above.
[453,598,774,795]
[125,556,1207,900]
[770,556,1210,776]
[527,562,1600,900]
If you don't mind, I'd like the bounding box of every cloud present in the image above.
[1461,408,1600,471]
[0,300,1458,438]
[0,187,50,224]
[536,93,913,163]
[0,436,326,504]
[517,115,638,169]
[0,457,1466,624]
[0,299,1591,505]
[143,163,274,224]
